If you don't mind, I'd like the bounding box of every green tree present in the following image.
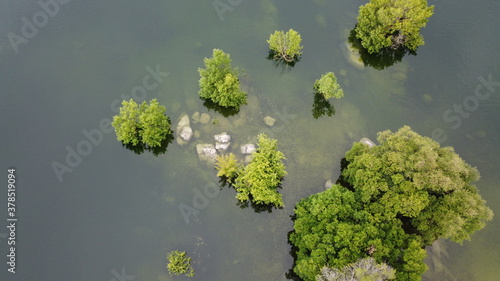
[166,250,194,277]
[198,49,247,109]
[314,72,344,100]
[290,185,422,281]
[112,99,171,147]
[267,29,303,63]
[215,153,243,183]
[316,257,395,281]
[354,0,434,53]
[343,126,493,245]
[234,133,287,207]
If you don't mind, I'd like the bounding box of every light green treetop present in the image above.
[198,49,247,109]
[267,29,303,62]
[314,72,344,100]
[166,250,194,277]
[234,133,287,207]
[112,98,170,147]
[355,0,434,53]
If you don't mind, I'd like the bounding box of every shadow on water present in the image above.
[266,50,301,72]
[122,131,174,156]
[347,27,416,70]
[312,92,336,119]
[285,222,303,280]
[201,97,240,117]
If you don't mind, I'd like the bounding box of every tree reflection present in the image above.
[122,131,174,156]
[266,50,301,72]
[347,27,417,70]
[201,97,240,117]
[312,92,336,119]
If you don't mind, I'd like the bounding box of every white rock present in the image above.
[196,143,218,163]
[240,144,256,155]
[325,179,333,189]
[200,113,211,124]
[180,126,193,141]
[263,116,276,127]
[215,142,231,151]
[359,137,376,148]
[214,132,231,143]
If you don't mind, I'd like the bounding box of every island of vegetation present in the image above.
[166,250,194,277]
[215,133,287,207]
[290,126,493,281]
[313,72,344,100]
[355,0,434,53]
[267,29,303,64]
[198,48,247,109]
[111,98,171,148]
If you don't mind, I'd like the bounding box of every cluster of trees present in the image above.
[290,126,493,281]
[166,250,194,277]
[215,133,287,207]
[354,0,434,54]
[111,99,171,148]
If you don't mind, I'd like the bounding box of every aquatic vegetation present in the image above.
[166,250,195,277]
[112,98,171,147]
[313,72,344,100]
[267,29,303,63]
[215,153,243,183]
[198,49,247,109]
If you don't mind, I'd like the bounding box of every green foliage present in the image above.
[313,72,344,100]
[112,99,171,147]
[166,251,194,277]
[198,49,247,109]
[316,257,395,281]
[355,0,434,53]
[234,134,287,207]
[343,126,493,244]
[215,153,243,183]
[267,29,303,62]
[290,185,421,281]
[291,126,492,281]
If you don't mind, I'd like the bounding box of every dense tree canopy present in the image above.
[313,72,344,100]
[112,98,171,147]
[198,49,247,109]
[290,126,492,281]
[267,29,303,63]
[343,126,493,244]
[234,133,287,207]
[355,0,434,53]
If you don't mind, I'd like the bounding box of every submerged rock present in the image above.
[215,142,231,152]
[240,144,256,155]
[359,137,376,148]
[191,112,200,124]
[196,143,218,164]
[200,113,211,124]
[180,126,193,141]
[176,113,192,146]
[263,116,276,127]
[177,114,190,128]
[214,132,231,143]
[325,179,333,189]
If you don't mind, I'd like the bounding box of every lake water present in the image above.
[0,0,499,280]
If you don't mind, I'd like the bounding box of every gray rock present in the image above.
[196,143,218,164]
[325,179,333,189]
[214,132,231,143]
[215,142,231,151]
[359,137,376,148]
[176,136,188,146]
[263,116,276,127]
[240,144,256,155]
[200,113,211,124]
[180,126,193,141]
[191,112,200,124]
[177,114,190,128]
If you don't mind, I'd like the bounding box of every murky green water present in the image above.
[0,0,499,280]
